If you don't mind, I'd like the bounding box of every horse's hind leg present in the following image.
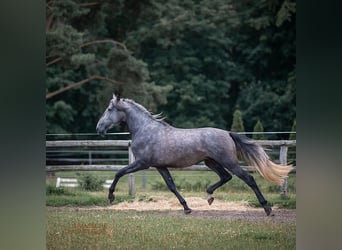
[157,168,192,214]
[205,159,232,205]
[228,164,273,216]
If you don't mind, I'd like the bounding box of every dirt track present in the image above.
[48,196,296,223]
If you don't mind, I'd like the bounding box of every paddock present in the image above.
[46,137,296,249]
[47,205,296,249]
[46,138,296,196]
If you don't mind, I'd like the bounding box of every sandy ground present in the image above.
[48,196,296,223]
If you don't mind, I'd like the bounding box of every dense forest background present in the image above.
[46,0,296,139]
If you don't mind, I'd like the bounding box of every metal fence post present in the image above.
[128,141,135,196]
[280,145,288,197]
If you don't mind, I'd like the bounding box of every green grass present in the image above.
[46,171,296,208]
[46,185,134,206]
[47,170,296,194]
[46,171,296,249]
[47,209,295,250]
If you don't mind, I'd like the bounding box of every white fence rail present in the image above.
[46,139,296,196]
[56,177,112,188]
[56,177,78,188]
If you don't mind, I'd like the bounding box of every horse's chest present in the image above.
[130,140,155,159]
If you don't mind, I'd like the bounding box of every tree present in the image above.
[46,0,296,136]
[289,119,296,140]
[46,0,171,133]
[231,108,245,132]
[252,119,266,140]
[288,118,296,166]
[123,0,295,134]
[124,0,237,129]
[232,0,296,135]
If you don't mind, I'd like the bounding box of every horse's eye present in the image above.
[108,107,112,111]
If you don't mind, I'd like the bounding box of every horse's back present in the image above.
[142,126,236,167]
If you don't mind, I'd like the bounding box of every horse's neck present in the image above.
[125,109,156,136]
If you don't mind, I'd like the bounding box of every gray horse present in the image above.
[96,94,293,216]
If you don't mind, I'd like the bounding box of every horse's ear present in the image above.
[113,92,121,102]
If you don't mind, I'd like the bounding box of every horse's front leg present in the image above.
[108,160,148,203]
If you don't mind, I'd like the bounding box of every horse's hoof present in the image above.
[264,206,273,216]
[207,197,214,205]
[108,193,115,204]
[184,208,192,215]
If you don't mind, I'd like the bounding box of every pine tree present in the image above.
[231,109,245,132]
[45,0,296,134]
[45,0,172,133]
[289,119,296,140]
[252,119,266,140]
[288,119,296,166]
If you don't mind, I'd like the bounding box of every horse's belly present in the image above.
[152,146,206,168]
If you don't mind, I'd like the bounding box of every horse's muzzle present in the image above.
[96,124,106,137]
[98,131,106,137]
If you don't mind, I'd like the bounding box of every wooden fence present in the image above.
[46,139,296,196]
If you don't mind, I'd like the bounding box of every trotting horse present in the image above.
[96,94,293,216]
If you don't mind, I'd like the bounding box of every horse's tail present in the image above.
[229,132,293,185]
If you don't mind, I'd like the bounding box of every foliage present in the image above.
[252,119,266,140]
[123,0,295,132]
[78,174,104,191]
[46,0,295,137]
[49,171,295,208]
[46,191,133,206]
[289,119,296,140]
[232,0,296,134]
[231,108,245,132]
[46,0,172,133]
[46,184,74,196]
[288,119,296,165]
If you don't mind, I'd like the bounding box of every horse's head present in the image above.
[96,94,127,136]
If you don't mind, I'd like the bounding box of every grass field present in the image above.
[46,171,296,209]
[46,171,296,249]
[47,170,296,194]
[47,209,295,250]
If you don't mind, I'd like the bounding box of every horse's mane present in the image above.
[123,98,171,127]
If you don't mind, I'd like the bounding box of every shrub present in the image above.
[46,184,73,196]
[252,119,266,140]
[231,108,245,132]
[78,174,104,191]
[289,119,296,140]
